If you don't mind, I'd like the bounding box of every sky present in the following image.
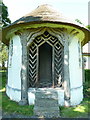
[3,0,89,26]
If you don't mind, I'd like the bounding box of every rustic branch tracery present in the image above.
[28,31,64,87]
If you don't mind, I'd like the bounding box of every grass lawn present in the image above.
[0,70,90,118]
[60,97,90,118]
[0,71,34,116]
[60,69,90,118]
[2,93,34,116]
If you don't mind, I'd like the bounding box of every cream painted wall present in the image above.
[69,37,83,89]
[12,35,22,89]
[69,37,83,105]
[70,86,83,106]
[6,35,22,102]
[69,38,83,106]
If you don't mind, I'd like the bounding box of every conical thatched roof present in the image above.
[2,4,90,46]
[10,4,74,24]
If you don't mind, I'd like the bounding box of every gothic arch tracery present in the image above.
[28,30,64,87]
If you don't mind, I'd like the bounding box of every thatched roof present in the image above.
[9,4,74,24]
[2,4,90,46]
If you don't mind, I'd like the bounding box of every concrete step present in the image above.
[35,98,58,107]
[34,88,60,118]
[34,106,60,111]
[34,110,60,118]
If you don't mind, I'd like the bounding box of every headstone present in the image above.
[34,88,60,118]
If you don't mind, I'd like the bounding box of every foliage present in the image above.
[0,2,11,68]
[86,25,90,30]
[0,70,7,89]
[1,2,11,27]
[75,19,84,25]
[0,41,8,67]
[85,69,90,84]
[83,69,90,98]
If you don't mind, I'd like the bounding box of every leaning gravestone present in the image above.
[34,88,60,118]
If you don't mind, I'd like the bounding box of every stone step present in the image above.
[35,89,58,99]
[34,106,60,117]
[34,88,60,118]
[34,110,60,118]
[35,94,58,99]
[35,99,58,107]
[34,106,60,111]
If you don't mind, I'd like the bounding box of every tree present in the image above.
[0,42,8,67]
[0,2,11,68]
[1,2,11,27]
[86,25,90,30]
[75,19,84,25]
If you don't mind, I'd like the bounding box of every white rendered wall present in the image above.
[69,37,83,105]
[70,86,83,106]
[6,35,22,102]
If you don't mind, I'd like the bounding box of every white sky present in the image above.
[3,0,89,26]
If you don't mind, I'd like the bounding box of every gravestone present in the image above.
[34,88,60,118]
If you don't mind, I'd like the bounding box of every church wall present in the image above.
[69,37,83,105]
[6,35,22,102]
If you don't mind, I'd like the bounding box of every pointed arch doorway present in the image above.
[39,42,52,87]
[28,31,64,88]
